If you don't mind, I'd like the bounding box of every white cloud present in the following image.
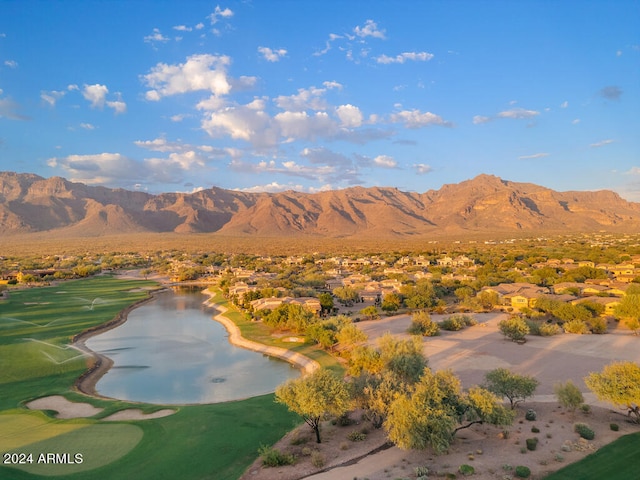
[67,84,79,91]
[41,90,66,107]
[354,19,385,39]
[173,25,192,32]
[497,108,540,119]
[208,5,233,24]
[47,153,143,184]
[106,98,127,114]
[335,104,363,127]
[413,163,433,174]
[323,80,343,90]
[373,155,397,168]
[80,123,95,130]
[202,104,277,147]
[144,28,169,44]
[472,115,491,124]
[572,118,581,125]
[275,111,337,141]
[627,167,640,175]
[390,109,453,128]
[314,33,343,56]
[590,139,615,148]
[236,182,306,193]
[82,84,109,108]
[142,54,232,100]
[376,52,434,64]
[518,152,550,160]
[258,46,287,62]
[4,60,17,68]
[274,86,328,111]
[560,101,569,108]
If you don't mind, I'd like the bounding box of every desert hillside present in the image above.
[1,172,639,238]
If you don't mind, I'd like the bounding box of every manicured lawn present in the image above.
[544,431,640,480]
[0,277,301,479]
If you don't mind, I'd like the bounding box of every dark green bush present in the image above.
[347,430,367,441]
[574,422,595,440]
[440,315,466,331]
[515,465,531,478]
[526,437,538,451]
[459,464,475,476]
[259,445,295,467]
[610,423,619,431]
[525,409,537,421]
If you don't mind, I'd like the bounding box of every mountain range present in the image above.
[1,172,639,238]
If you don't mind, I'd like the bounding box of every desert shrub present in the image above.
[580,404,591,414]
[336,413,354,426]
[440,315,466,331]
[515,465,531,478]
[462,314,477,326]
[525,320,541,336]
[310,450,325,468]
[563,319,590,334]
[347,430,367,442]
[526,437,538,451]
[459,464,475,476]
[531,426,540,433]
[499,316,530,342]
[407,311,440,336]
[589,317,608,334]
[539,322,562,336]
[525,409,537,421]
[574,422,595,440]
[610,423,619,431]
[414,465,430,476]
[259,445,296,467]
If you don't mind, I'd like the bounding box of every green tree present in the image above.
[332,286,360,305]
[275,369,351,443]
[381,292,402,312]
[498,316,530,343]
[377,334,427,385]
[385,368,514,453]
[318,292,334,315]
[554,380,584,413]
[614,292,640,335]
[585,361,640,423]
[335,322,368,350]
[360,305,380,321]
[484,368,539,409]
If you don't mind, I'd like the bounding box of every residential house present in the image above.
[480,283,549,310]
[572,296,620,316]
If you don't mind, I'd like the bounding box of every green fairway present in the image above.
[0,277,302,479]
[3,419,143,476]
[543,432,640,480]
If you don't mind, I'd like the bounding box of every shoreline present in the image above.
[72,284,319,402]
[202,288,320,376]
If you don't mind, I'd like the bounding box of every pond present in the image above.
[85,288,300,404]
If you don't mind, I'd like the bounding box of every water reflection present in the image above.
[85,288,300,404]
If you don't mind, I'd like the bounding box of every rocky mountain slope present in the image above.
[1,172,639,237]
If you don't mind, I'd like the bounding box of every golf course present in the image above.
[0,276,307,479]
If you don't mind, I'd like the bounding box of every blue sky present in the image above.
[1,1,639,200]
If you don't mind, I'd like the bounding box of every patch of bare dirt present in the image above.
[241,402,638,480]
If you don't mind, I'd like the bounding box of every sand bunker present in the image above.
[102,409,175,421]
[26,395,175,421]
